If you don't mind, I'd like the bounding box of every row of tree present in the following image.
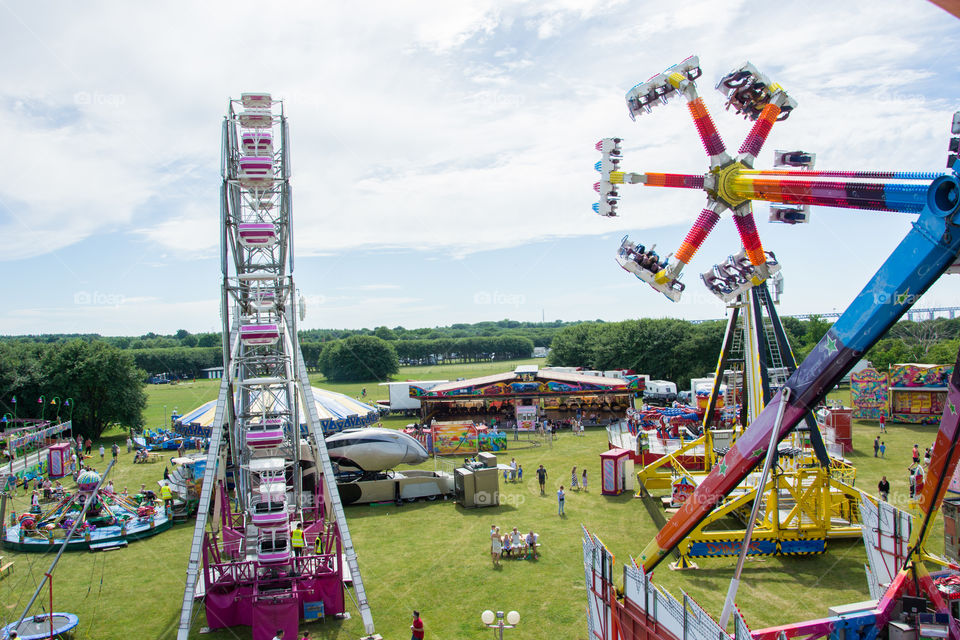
[547,315,960,386]
[128,347,222,378]
[3,319,569,354]
[309,334,535,381]
[0,340,146,439]
[547,319,727,384]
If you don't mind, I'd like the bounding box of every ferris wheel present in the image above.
[176,93,375,640]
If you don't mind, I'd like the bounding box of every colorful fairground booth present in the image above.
[411,365,643,430]
[599,447,634,496]
[852,363,953,425]
[888,363,952,424]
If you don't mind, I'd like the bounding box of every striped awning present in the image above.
[173,387,379,437]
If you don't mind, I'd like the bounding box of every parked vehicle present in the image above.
[643,380,677,405]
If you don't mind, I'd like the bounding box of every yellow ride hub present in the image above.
[710,161,750,208]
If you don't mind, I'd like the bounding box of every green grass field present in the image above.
[0,369,949,640]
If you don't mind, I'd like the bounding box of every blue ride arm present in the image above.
[640,173,960,571]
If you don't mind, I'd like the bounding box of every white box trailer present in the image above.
[643,380,677,405]
[379,380,448,416]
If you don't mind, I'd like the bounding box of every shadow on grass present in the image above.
[680,540,866,586]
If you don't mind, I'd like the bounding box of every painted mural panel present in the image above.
[851,367,888,420]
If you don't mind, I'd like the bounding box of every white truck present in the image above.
[643,380,678,405]
[378,380,448,417]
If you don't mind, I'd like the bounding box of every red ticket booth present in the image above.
[600,448,634,495]
[824,407,853,454]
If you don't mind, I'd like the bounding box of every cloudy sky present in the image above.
[1,0,958,335]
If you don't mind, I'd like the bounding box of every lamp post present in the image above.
[10,395,16,420]
[3,415,12,475]
[481,609,520,640]
[64,398,74,421]
[38,395,46,421]
[51,397,60,422]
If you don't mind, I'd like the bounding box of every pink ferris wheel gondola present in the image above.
[239,323,280,346]
[249,289,276,312]
[238,222,277,247]
[238,156,274,189]
[241,92,272,109]
[256,524,292,564]
[238,108,272,129]
[241,131,273,157]
[250,485,287,527]
[246,418,285,449]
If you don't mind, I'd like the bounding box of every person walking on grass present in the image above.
[111,443,119,462]
[557,485,565,516]
[411,610,424,640]
[879,413,887,433]
[913,444,920,465]
[98,444,105,461]
[873,437,879,457]
[582,468,588,492]
[537,465,547,495]
[880,441,886,458]
[878,476,890,502]
[570,466,579,491]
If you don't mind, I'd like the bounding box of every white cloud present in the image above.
[1,0,959,333]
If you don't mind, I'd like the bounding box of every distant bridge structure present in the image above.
[691,305,960,324]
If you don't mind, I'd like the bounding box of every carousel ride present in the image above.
[2,467,169,552]
[586,54,960,640]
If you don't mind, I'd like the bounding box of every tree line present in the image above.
[4,316,958,383]
[309,334,535,381]
[545,314,960,387]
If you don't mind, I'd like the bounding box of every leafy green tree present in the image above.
[548,323,602,367]
[319,335,399,382]
[42,340,147,438]
[373,326,397,341]
[197,333,221,348]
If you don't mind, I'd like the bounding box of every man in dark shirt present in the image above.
[536,465,547,496]
[878,476,890,502]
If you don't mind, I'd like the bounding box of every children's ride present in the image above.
[3,467,170,551]
[175,93,375,640]
[588,55,960,640]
